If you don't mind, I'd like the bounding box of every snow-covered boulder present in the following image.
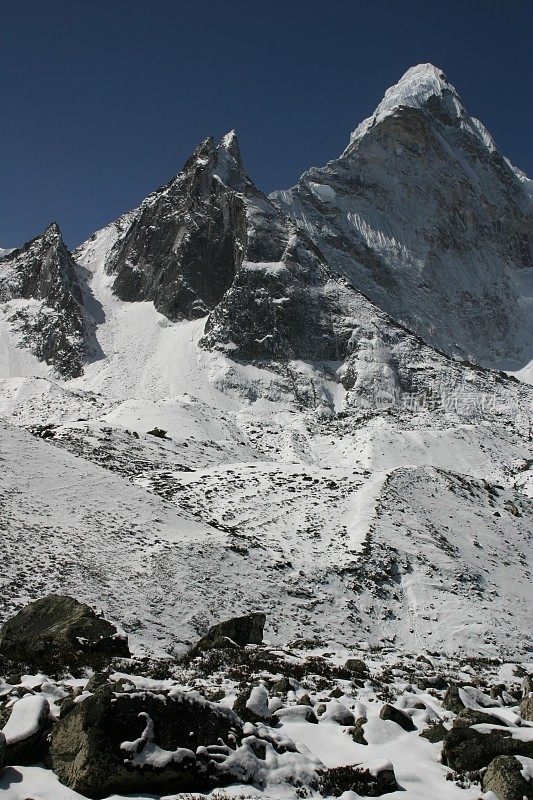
[1,693,51,765]
[49,686,244,797]
[233,684,271,723]
[442,714,533,771]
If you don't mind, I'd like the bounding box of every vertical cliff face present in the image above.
[0,223,85,377]
[103,134,250,320]
[271,64,533,370]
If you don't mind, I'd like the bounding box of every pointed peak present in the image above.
[182,136,217,174]
[378,63,459,114]
[45,221,62,238]
[217,130,243,171]
[219,129,240,155]
[346,63,471,148]
[214,130,249,190]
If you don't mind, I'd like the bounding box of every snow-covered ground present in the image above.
[1,646,532,800]
[1,61,532,800]
[0,226,531,661]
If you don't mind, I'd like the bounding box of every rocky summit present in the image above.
[0,63,532,800]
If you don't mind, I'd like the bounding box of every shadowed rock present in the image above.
[194,612,266,651]
[0,595,130,672]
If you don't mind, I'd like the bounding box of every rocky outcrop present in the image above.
[73,126,531,419]
[272,64,533,369]
[49,686,244,797]
[0,595,130,672]
[0,223,85,377]
[104,133,249,320]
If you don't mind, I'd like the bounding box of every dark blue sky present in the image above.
[1,0,532,249]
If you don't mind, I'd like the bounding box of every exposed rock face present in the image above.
[0,595,130,672]
[0,223,85,377]
[272,64,533,369]
[104,133,249,320]
[49,687,244,797]
[76,126,531,416]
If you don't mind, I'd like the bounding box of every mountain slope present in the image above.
[272,64,533,374]
[0,65,531,664]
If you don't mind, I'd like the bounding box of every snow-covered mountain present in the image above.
[272,64,533,378]
[0,223,85,377]
[0,64,532,668]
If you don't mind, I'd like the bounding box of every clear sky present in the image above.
[1,0,532,249]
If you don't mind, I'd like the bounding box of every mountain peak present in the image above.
[43,221,63,243]
[347,63,471,147]
[214,131,248,190]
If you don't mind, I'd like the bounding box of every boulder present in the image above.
[194,612,266,651]
[273,705,318,724]
[379,703,416,731]
[453,707,500,728]
[344,658,369,678]
[420,721,447,743]
[0,731,5,770]
[442,684,465,714]
[317,761,398,796]
[0,595,130,672]
[352,717,368,745]
[297,694,313,707]
[2,693,51,766]
[521,697,533,722]
[271,676,295,694]
[483,755,533,800]
[49,687,244,797]
[442,720,533,772]
[322,700,355,726]
[233,685,270,724]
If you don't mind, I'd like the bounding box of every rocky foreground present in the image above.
[0,596,532,800]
